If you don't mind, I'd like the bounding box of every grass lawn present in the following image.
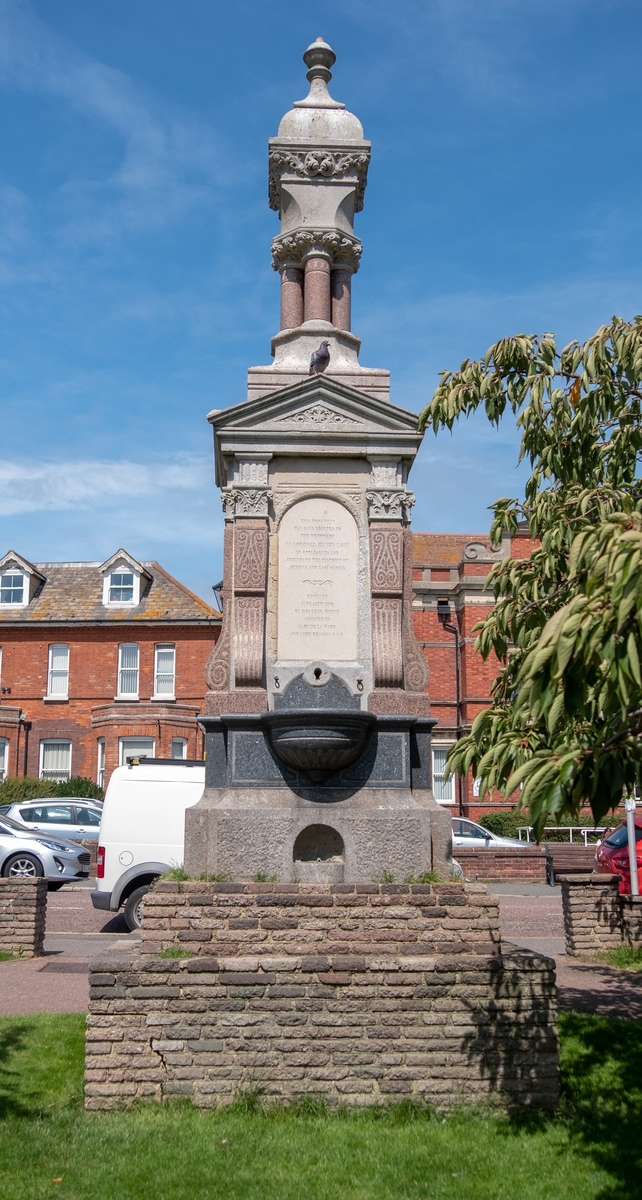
[0,1011,641,1199]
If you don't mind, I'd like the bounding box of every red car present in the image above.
[595,819,642,894]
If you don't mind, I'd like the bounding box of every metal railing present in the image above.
[518,826,607,847]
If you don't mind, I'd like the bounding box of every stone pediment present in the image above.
[208,377,422,487]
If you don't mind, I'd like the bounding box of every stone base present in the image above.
[185,786,452,882]
[85,884,559,1111]
[560,872,642,959]
[0,879,46,957]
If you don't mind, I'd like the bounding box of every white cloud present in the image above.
[0,454,213,515]
[0,0,236,249]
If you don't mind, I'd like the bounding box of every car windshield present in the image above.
[0,813,35,836]
[603,824,642,848]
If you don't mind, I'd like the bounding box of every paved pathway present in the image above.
[1,881,642,1019]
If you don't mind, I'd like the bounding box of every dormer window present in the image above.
[109,572,134,603]
[0,573,24,604]
[100,550,147,607]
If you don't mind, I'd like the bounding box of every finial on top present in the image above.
[294,37,345,110]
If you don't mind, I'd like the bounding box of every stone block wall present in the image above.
[0,878,46,957]
[561,873,642,959]
[456,847,549,883]
[85,946,559,1111]
[139,881,501,959]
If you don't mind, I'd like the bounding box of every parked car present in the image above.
[452,817,528,849]
[0,812,90,885]
[92,759,205,930]
[595,819,642,894]
[0,800,102,841]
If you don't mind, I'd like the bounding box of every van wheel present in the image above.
[124,885,151,931]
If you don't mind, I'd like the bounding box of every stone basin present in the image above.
[262,709,375,782]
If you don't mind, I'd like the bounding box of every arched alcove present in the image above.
[293,824,345,863]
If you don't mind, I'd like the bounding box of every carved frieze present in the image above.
[268,148,370,213]
[271,229,362,272]
[232,459,269,487]
[371,598,403,688]
[221,487,272,519]
[279,404,359,430]
[366,490,415,522]
[234,596,265,687]
[370,529,404,593]
[235,526,268,592]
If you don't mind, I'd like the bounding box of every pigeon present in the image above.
[309,340,330,375]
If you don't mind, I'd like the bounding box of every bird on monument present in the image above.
[309,340,330,375]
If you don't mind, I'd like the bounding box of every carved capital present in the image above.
[268,147,370,213]
[271,228,362,273]
[221,487,272,519]
[366,490,415,522]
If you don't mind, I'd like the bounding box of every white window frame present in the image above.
[153,644,176,699]
[102,564,141,607]
[432,744,456,805]
[46,643,69,700]
[119,736,155,766]
[171,737,187,760]
[0,571,26,607]
[117,643,139,700]
[39,739,72,782]
[97,738,106,790]
[0,737,8,782]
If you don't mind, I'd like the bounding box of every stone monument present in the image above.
[85,41,559,1115]
[184,37,451,883]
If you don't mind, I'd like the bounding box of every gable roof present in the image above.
[0,550,46,583]
[0,557,219,625]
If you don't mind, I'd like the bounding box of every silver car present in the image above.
[452,817,527,849]
[0,812,90,884]
[0,799,102,841]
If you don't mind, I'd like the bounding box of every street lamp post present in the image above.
[625,794,639,896]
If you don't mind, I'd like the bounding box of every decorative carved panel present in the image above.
[235,526,268,592]
[222,487,272,519]
[205,623,230,691]
[372,598,403,688]
[234,596,265,687]
[402,529,429,694]
[370,529,404,594]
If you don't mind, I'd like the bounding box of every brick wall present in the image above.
[85,946,559,1111]
[0,623,216,787]
[561,873,642,959]
[0,878,46,956]
[456,847,549,883]
[139,881,501,959]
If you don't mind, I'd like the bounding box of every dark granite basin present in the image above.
[262,710,376,782]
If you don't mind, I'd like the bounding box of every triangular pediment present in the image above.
[209,376,419,435]
[209,376,423,488]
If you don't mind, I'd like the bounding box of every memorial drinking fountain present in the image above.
[184,37,452,883]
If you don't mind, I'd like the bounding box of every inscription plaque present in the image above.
[277,497,358,661]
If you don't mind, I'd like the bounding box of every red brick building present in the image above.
[411,527,534,819]
[0,549,220,790]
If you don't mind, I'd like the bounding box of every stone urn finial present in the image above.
[295,37,344,110]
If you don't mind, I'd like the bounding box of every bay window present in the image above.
[40,739,72,782]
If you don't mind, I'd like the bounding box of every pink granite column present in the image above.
[331,268,352,331]
[303,256,331,322]
[280,267,304,330]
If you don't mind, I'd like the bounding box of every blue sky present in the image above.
[1,0,641,601]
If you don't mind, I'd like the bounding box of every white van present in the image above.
[91,759,205,930]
